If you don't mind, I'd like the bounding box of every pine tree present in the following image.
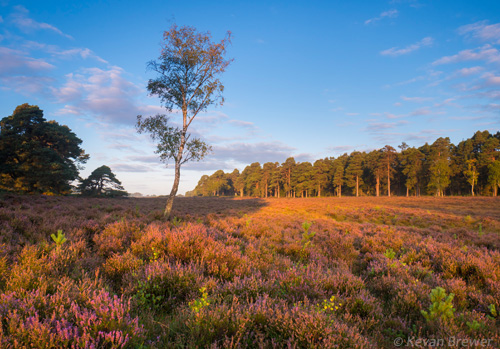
[345,151,364,197]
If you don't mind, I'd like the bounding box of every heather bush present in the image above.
[168,295,373,348]
[125,260,206,313]
[0,195,499,347]
[93,220,141,257]
[103,250,144,289]
[0,274,144,348]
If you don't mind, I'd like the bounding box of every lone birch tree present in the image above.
[136,24,232,219]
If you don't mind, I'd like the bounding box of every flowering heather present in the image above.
[0,194,499,347]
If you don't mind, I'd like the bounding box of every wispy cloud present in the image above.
[227,119,257,130]
[449,115,485,121]
[410,107,435,116]
[401,95,433,103]
[10,5,73,39]
[181,140,306,171]
[403,129,456,142]
[0,47,56,95]
[433,44,500,65]
[327,144,369,155]
[110,164,154,173]
[458,21,500,44]
[327,145,352,155]
[1,75,55,95]
[453,66,484,77]
[127,155,162,164]
[481,72,500,86]
[477,90,500,101]
[0,47,54,74]
[23,41,108,64]
[210,141,295,165]
[483,103,500,111]
[369,120,408,129]
[386,112,406,119]
[365,9,398,25]
[434,98,459,108]
[381,37,433,56]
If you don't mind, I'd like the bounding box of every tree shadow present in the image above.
[171,196,269,219]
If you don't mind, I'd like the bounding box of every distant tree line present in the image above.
[187,131,500,198]
[0,104,127,197]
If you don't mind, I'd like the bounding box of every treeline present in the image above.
[187,131,500,198]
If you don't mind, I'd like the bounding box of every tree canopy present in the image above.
[78,165,127,197]
[0,104,88,195]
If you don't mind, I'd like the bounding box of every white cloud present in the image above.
[458,21,500,44]
[433,45,500,65]
[11,5,73,40]
[365,9,398,25]
[381,37,433,56]
[52,66,155,124]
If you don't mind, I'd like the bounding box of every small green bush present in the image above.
[421,287,455,322]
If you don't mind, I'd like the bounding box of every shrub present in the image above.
[0,276,144,348]
[421,287,455,322]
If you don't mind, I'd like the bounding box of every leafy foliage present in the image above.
[421,287,455,322]
[50,229,67,248]
[78,165,127,197]
[137,24,232,219]
[0,104,88,194]
[189,287,210,314]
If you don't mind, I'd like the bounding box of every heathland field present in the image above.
[0,195,499,348]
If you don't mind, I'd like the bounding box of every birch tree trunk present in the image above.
[164,159,181,219]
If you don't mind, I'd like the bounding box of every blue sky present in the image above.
[1,0,499,195]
